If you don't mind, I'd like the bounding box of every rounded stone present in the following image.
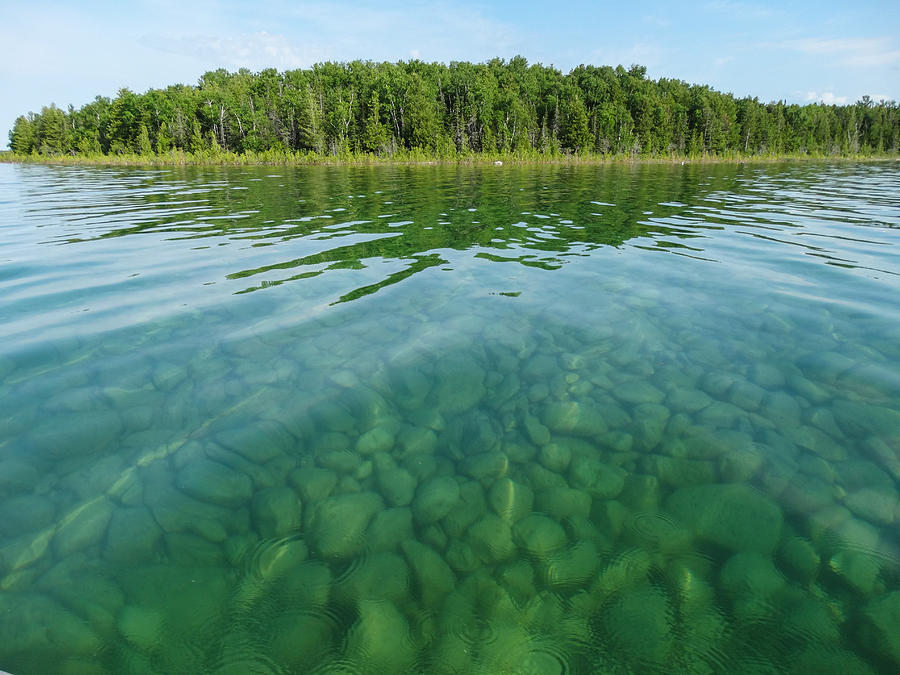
[412,476,461,524]
[513,514,568,559]
[176,459,252,507]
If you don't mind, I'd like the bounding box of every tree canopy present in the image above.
[8,58,899,159]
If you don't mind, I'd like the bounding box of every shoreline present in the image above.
[1,150,897,168]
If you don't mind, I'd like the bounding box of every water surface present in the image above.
[1,161,899,674]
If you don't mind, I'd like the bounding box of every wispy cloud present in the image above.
[706,1,777,19]
[142,2,519,69]
[147,31,332,70]
[642,14,671,29]
[781,37,900,67]
[805,91,848,105]
[591,43,666,70]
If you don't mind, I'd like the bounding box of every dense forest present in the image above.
[7,57,900,160]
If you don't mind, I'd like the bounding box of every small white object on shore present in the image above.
[494,160,503,166]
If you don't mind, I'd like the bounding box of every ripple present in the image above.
[308,656,364,674]
[524,639,571,675]
[628,511,691,550]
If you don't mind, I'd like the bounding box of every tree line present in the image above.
[7,57,899,159]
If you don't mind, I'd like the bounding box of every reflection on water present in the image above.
[0,161,899,674]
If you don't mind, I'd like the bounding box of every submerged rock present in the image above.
[24,410,122,460]
[829,549,881,595]
[401,539,455,605]
[513,514,568,559]
[269,612,334,671]
[431,354,485,414]
[347,600,416,673]
[541,401,607,438]
[251,486,302,538]
[366,507,414,553]
[0,458,40,498]
[615,380,665,405]
[719,551,785,599]
[844,487,897,525]
[53,497,113,557]
[461,451,509,484]
[311,491,383,559]
[467,513,515,564]
[104,506,162,564]
[0,592,101,661]
[356,425,396,455]
[489,477,534,524]
[215,419,294,464]
[666,387,713,414]
[288,467,337,505]
[861,591,900,667]
[335,551,410,604]
[534,486,592,520]
[602,586,673,669]
[117,604,164,650]
[376,465,417,507]
[778,536,820,582]
[642,455,717,488]
[543,540,602,589]
[665,484,783,555]
[569,456,624,499]
[0,494,55,540]
[412,476,460,524]
[176,459,252,507]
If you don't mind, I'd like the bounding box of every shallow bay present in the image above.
[1,161,899,673]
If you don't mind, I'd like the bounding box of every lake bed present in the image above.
[1,161,899,673]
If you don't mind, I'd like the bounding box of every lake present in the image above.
[1,160,899,674]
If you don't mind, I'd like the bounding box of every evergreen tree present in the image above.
[136,123,152,154]
[9,115,37,154]
[562,94,591,152]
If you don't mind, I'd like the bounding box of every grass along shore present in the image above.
[2,148,897,168]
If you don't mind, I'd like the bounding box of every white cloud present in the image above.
[706,1,777,19]
[642,14,671,28]
[591,42,666,70]
[147,31,332,71]
[142,2,519,70]
[805,91,848,105]
[781,37,900,67]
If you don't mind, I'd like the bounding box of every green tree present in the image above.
[136,123,152,154]
[361,90,388,153]
[9,114,37,154]
[561,93,591,152]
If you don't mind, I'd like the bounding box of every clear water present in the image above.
[1,161,899,674]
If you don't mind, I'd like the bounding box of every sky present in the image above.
[2,0,899,148]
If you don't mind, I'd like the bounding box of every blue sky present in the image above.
[2,0,898,148]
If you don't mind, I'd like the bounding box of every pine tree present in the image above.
[361,91,388,154]
[136,123,152,155]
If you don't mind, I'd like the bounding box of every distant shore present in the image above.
[2,149,896,168]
